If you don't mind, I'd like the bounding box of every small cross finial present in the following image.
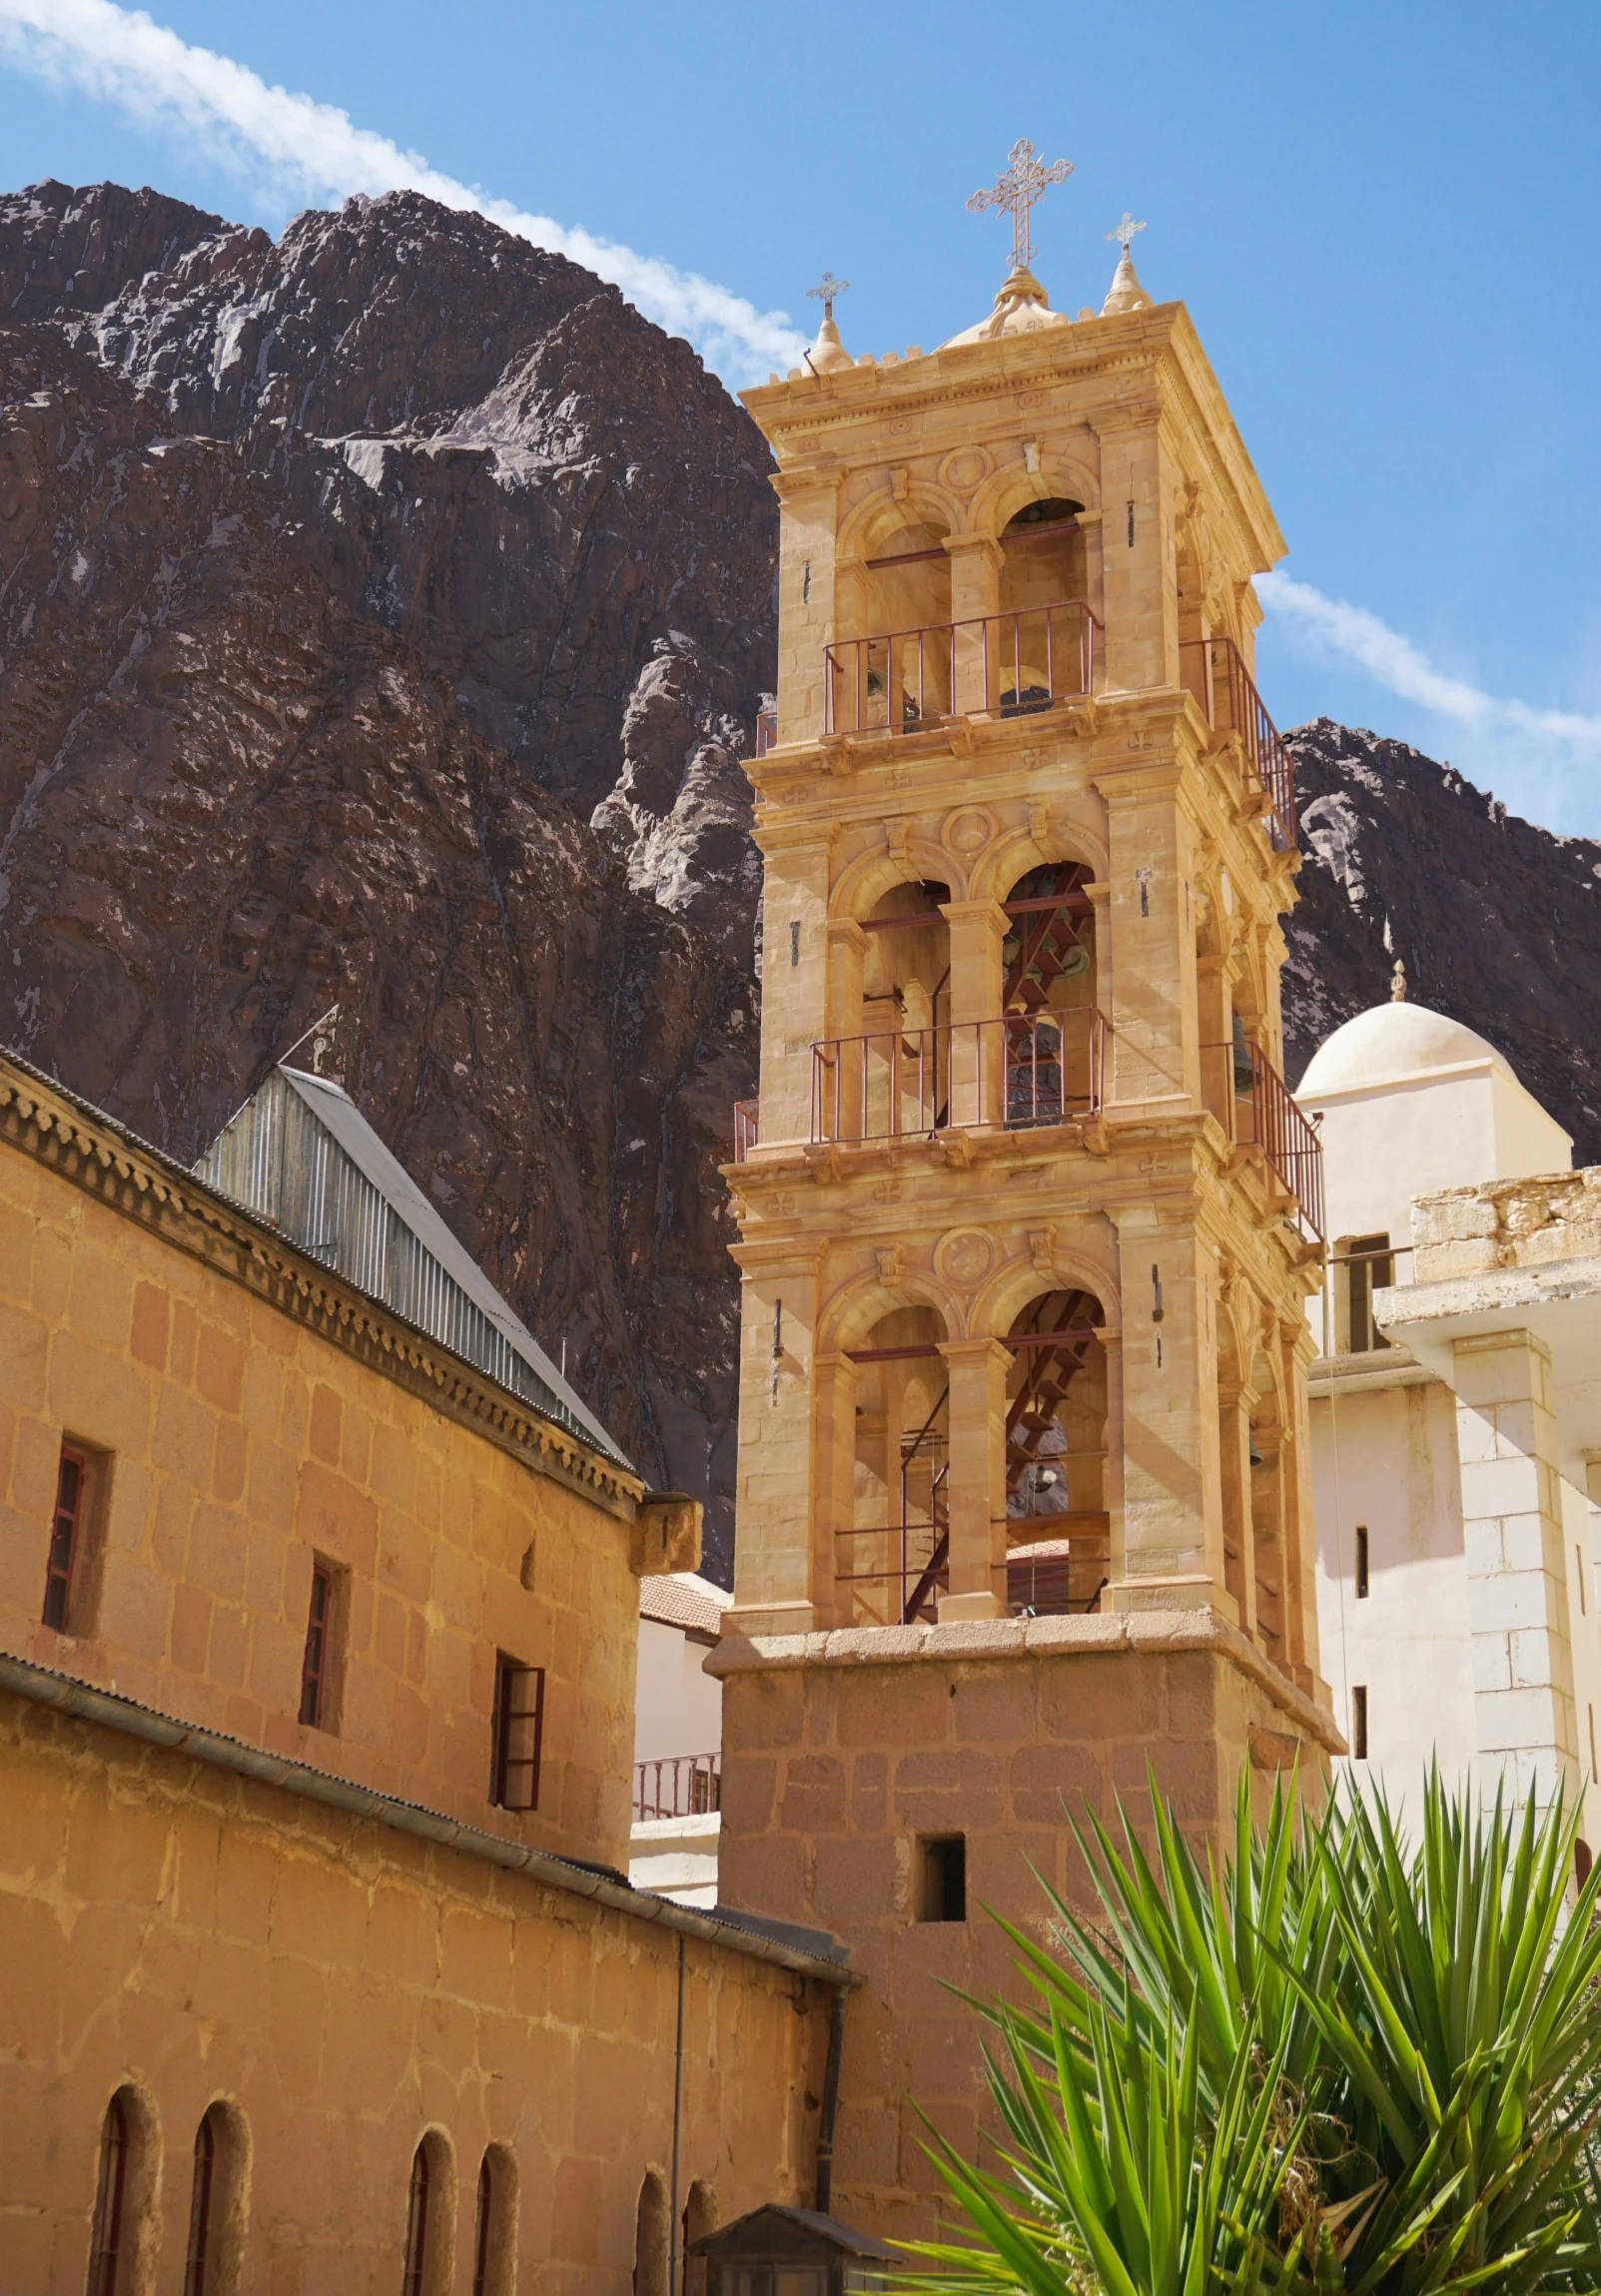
[1107,211,1147,257]
[807,272,849,322]
[967,137,1074,273]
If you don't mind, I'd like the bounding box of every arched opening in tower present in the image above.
[1003,1285,1109,1617]
[1000,863,1100,1128]
[841,1302,950,1628]
[997,497,1091,708]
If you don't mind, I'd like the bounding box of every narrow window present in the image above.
[298,1560,342,1730]
[1352,1685,1369,1761]
[87,2094,129,2296]
[43,1441,92,1630]
[490,1656,545,1812]
[183,2110,216,2296]
[1355,1526,1369,1600]
[1579,1546,1587,1616]
[402,2144,430,2296]
[921,1835,967,1922]
[472,2155,493,2296]
[1345,1234,1393,1354]
[1590,1703,1597,1787]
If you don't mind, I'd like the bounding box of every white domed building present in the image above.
[1298,986,1601,1853]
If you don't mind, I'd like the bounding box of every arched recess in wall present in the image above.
[401,2129,457,2296]
[842,1300,953,1630]
[1002,1282,1111,1621]
[634,2170,671,2296]
[470,2142,519,2296]
[683,2179,717,2296]
[182,2098,250,2296]
[86,2084,161,2296]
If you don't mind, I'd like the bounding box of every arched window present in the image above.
[180,2101,247,2296]
[402,2132,454,2296]
[183,2111,216,2296]
[684,2179,717,2296]
[633,2170,670,2296]
[471,2144,518,2296]
[401,2146,430,2296]
[86,2093,129,2296]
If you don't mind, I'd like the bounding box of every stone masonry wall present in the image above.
[713,1616,1334,2242]
[0,1695,829,2294]
[0,1126,642,1869]
[1412,1167,1601,1283]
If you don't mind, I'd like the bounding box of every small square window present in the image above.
[920,1835,966,1922]
[490,1655,545,1812]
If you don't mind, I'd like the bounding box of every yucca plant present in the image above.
[905,1770,1601,2296]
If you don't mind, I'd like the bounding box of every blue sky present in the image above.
[2,0,1599,835]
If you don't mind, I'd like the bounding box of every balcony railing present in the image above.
[1207,1038,1324,1242]
[812,1012,1109,1145]
[1180,634,1296,848]
[754,708,778,758]
[634,1752,721,1822]
[824,599,1099,736]
[732,1099,759,1161]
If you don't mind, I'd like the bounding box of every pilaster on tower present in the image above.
[713,226,1342,2239]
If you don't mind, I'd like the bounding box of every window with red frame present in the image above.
[489,1656,544,1812]
[299,1562,337,1729]
[42,1442,91,1631]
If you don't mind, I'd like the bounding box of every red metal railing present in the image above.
[633,1752,721,1822]
[811,1012,1110,1145]
[1006,1546,1109,1618]
[754,709,778,757]
[824,598,1099,735]
[1207,1038,1324,1242]
[732,1099,759,1161]
[1180,634,1295,848]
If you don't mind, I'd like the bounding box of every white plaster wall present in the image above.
[1560,1473,1601,1853]
[1310,1379,1476,1837]
[633,1615,724,1764]
[1491,1073,1574,1183]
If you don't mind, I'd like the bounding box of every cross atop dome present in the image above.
[806,272,849,323]
[1107,211,1147,256]
[967,137,1074,274]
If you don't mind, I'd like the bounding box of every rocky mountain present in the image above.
[1282,720,1601,1163]
[0,179,777,1577]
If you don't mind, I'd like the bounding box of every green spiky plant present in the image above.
[905,1771,1601,2296]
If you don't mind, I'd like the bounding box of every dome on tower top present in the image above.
[1297,1001,1515,1100]
[1100,248,1153,316]
[941,264,1073,349]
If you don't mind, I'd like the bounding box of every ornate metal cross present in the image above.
[1106,212,1147,257]
[807,272,849,321]
[967,138,1074,272]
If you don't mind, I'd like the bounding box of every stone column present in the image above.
[1107,1214,1228,1617]
[727,1244,824,1637]
[811,1348,861,1633]
[819,918,868,1142]
[939,898,1008,1130]
[1453,1328,1580,1814]
[754,824,837,1145]
[937,1337,1011,1621]
[1089,409,1179,695]
[1216,1377,1258,1638]
[1091,759,1198,1123]
[772,470,843,744]
[944,534,1004,715]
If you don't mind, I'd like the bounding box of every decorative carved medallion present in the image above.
[940,444,994,494]
[935,1227,997,1290]
[942,806,994,858]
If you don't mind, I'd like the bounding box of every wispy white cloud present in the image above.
[1258,569,1601,752]
[0,0,809,383]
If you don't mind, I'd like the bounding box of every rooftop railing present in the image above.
[824,598,1099,736]
[1180,633,1296,848]
[811,1011,1109,1146]
[633,1752,721,1822]
[732,1099,759,1162]
[1207,1037,1324,1242]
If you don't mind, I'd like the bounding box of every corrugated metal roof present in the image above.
[194,1067,629,1468]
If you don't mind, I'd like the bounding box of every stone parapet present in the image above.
[1411,1166,1601,1282]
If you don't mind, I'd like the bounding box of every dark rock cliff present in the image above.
[0,179,777,1577]
[1282,720,1601,1162]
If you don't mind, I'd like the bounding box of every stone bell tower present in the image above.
[711,157,1341,2239]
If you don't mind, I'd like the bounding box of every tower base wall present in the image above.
[710,1612,1340,2242]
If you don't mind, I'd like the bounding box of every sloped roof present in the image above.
[195,1065,628,1467]
[639,1571,731,1637]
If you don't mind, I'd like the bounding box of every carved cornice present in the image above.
[0,1055,644,1521]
